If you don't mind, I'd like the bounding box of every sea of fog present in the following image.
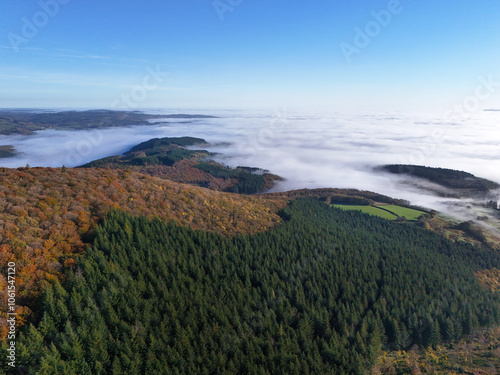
[1,109,499,221]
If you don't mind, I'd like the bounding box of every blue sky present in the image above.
[1,0,499,112]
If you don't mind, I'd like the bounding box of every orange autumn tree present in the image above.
[0,167,288,339]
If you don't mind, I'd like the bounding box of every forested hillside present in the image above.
[0,167,287,337]
[81,137,281,194]
[0,162,439,345]
[5,200,499,374]
[381,164,500,193]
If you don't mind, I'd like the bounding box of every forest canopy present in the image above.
[5,199,499,374]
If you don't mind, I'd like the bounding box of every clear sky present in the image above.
[1,0,499,112]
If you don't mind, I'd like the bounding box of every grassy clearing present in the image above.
[333,204,426,222]
[332,205,398,220]
[381,205,426,221]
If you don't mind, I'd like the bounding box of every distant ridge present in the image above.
[0,109,217,135]
[378,164,500,193]
[80,136,281,194]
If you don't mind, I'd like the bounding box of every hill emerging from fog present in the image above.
[380,164,500,197]
[80,136,282,194]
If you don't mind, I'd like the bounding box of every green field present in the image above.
[332,204,426,221]
[381,205,426,221]
[332,205,398,220]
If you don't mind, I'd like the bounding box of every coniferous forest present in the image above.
[5,199,499,374]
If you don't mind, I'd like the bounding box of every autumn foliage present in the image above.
[476,268,500,292]
[0,167,287,338]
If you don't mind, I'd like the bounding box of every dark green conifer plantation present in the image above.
[5,199,499,374]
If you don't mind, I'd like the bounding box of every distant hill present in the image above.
[126,136,206,153]
[0,109,217,135]
[0,145,16,158]
[379,164,500,194]
[81,136,282,194]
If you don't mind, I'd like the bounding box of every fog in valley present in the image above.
[1,109,499,229]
